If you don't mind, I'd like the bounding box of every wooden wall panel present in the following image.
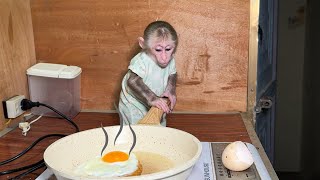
[31,0,249,112]
[0,0,36,130]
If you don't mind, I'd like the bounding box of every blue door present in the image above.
[255,0,278,164]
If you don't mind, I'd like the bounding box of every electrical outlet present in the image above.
[2,95,25,118]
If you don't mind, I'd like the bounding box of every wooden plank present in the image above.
[0,112,250,179]
[30,0,250,112]
[0,0,36,130]
[247,0,260,124]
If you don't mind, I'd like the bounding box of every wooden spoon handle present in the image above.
[138,98,170,125]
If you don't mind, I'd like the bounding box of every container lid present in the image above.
[27,63,82,79]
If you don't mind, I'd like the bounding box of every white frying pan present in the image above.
[44,106,202,180]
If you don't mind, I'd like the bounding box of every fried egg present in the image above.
[74,151,139,177]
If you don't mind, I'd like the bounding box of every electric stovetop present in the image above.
[37,142,271,180]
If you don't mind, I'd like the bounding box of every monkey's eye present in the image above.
[165,48,172,52]
[155,49,162,52]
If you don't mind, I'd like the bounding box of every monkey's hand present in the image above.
[127,71,171,113]
[161,91,176,112]
[149,97,171,113]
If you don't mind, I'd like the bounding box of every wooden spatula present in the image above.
[138,98,170,125]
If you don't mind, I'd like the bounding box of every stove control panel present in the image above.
[211,143,261,180]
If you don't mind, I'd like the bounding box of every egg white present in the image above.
[74,152,139,177]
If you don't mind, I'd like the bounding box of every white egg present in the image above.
[74,152,139,177]
[222,141,254,171]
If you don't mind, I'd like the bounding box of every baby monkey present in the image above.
[119,21,178,126]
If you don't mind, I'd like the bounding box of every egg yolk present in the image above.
[102,151,129,163]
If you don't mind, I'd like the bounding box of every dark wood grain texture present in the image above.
[0,112,250,179]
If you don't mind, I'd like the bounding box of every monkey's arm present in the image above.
[161,73,177,111]
[127,72,170,113]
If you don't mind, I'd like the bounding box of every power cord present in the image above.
[0,134,65,166]
[0,99,80,179]
[9,161,45,180]
[21,99,79,132]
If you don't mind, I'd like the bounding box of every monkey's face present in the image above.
[148,38,175,68]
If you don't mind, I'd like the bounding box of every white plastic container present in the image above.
[27,63,82,118]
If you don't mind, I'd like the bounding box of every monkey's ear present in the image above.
[138,37,145,49]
